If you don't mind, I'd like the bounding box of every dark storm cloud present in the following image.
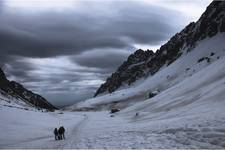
[1,56,37,81]
[0,22,128,57]
[0,1,183,59]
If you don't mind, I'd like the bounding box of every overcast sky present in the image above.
[0,0,212,107]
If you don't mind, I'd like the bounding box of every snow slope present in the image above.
[0,89,54,112]
[0,90,34,110]
[71,33,225,110]
[120,53,225,126]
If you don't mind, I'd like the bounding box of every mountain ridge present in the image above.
[0,68,57,111]
[94,1,225,97]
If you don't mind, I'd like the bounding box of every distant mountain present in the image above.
[0,68,57,111]
[94,1,225,97]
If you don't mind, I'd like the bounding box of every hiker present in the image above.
[58,126,65,140]
[54,128,58,140]
[135,112,139,117]
[61,126,65,139]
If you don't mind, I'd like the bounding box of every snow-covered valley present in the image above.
[1,53,225,149]
[1,100,225,149]
[1,54,225,149]
[1,1,225,149]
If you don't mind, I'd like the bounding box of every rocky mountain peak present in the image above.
[94,1,225,97]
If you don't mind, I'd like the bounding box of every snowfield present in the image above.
[1,105,225,149]
[0,106,85,149]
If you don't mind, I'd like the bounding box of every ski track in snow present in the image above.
[54,115,89,149]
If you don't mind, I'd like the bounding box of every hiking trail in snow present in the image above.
[1,106,225,149]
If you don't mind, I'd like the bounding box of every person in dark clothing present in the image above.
[58,126,65,140]
[58,128,62,140]
[54,128,58,140]
[61,126,65,139]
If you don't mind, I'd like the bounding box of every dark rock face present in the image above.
[0,69,8,86]
[110,108,120,114]
[94,49,154,96]
[95,1,225,97]
[198,57,211,63]
[0,68,56,111]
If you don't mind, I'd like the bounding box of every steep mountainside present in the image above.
[0,68,56,111]
[68,0,225,111]
[95,1,225,97]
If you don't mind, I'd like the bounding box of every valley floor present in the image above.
[1,106,225,149]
